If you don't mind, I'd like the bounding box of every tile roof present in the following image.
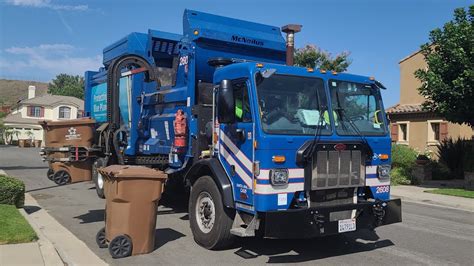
[2,112,43,125]
[20,94,84,109]
[386,104,425,114]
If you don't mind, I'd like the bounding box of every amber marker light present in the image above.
[272,155,286,163]
[307,68,314,72]
[256,63,264,68]
[193,30,199,35]
[369,76,375,80]
[320,69,327,74]
[379,154,389,160]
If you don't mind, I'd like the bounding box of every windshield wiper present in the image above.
[334,89,373,159]
[303,87,325,162]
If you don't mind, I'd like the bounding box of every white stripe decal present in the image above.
[257,169,304,180]
[366,166,377,175]
[255,183,304,194]
[220,131,253,172]
[219,143,253,188]
[289,168,304,178]
[366,178,390,186]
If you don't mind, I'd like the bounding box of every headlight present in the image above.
[270,168,289,186]
[377,164,391,181]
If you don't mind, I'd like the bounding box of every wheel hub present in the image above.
[196,192,215,233]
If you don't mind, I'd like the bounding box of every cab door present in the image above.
[218,79,255,210]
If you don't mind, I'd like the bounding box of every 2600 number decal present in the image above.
[375,185,390,194]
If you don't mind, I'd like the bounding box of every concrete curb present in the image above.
[391,185,474,213]
[23,193,108,266]
[18,207,64,266]
[391,194,474,213]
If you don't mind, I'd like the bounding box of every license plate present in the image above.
[338,218,356,233]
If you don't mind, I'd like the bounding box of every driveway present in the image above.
[1,145,473,265]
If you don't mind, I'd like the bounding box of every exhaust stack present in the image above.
[282,24,302,66]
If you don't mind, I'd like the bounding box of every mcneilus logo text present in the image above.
[231,35,264,46]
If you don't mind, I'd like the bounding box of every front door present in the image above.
[218,79,255,211]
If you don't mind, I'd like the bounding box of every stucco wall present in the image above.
[391,115,474,159]
[17,104,79,121]
[399,52,427,105]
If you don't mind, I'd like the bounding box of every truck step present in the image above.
[230,227,255,237]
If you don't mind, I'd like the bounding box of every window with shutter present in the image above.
[428,120,446,143]
[28,106,42,117]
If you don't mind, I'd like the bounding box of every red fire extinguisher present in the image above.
[173,109,187,150]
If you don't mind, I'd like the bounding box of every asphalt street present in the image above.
[1,145,473,265]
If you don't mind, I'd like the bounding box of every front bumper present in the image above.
[263,199,402,239]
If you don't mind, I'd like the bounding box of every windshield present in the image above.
[256,74,331,135]
[329,80,387,136]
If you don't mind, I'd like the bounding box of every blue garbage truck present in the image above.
[84,9,401,249]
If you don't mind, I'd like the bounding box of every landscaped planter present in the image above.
[412,164,432,184]
[34,140,42,147]
[465,171,474,191]
[18,139,26,148]
[415,159,430,165]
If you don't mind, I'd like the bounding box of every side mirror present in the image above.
[374,110,385,125]
[217,80,235,124]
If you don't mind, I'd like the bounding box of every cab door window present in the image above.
[234,81,252,123]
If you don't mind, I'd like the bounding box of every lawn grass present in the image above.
[0,204,37,244]
[425,188,474,199]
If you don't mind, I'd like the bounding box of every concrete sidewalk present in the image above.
[391,185,474,212]
[22,193,108,266]
[0,192,108,266]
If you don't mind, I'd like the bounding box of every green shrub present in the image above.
[431,161,455,180]
[390,167,412,185]
[391,144,417,170]
[463,141,474,172]
[437,138,471,179]
[0,175,25,208]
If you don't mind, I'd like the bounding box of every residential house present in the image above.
[386,50,473,157]
[3,85,84,145]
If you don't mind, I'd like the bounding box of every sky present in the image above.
[0,0,471,107]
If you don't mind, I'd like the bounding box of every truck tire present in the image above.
[189,175,235,250]
[92,158,107,199]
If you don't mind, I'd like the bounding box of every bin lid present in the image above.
[38,118,96,126]
[98,165,167,180]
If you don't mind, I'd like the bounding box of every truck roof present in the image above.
[214,62,377,85]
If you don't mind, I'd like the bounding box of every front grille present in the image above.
[311,150,365,190]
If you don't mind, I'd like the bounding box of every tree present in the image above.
[294,44,351,72]
[48,74,85,99]
[415,6,474,127]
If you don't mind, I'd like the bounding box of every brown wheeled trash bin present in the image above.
[96,165,167,259]
[49,161,92,185]
[39,118,96,148]
[39,118,96,185]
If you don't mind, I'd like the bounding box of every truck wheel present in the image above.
[189,175,235,250]
[92,158,107,199]
[53,170,70,185]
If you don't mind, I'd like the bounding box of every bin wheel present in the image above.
[92,158,107,199]
[189,175,235,250]
[47,168,54,181]
[109,235,132,259]
[53,170,70,186]
[96,227,108,248]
